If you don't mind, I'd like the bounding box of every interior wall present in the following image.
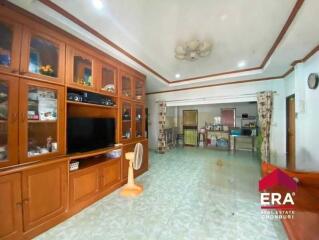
[176,103,257,133]
[165,106,178,128]
[147,79,286,167]
[284,52,319,171]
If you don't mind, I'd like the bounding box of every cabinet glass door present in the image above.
[135,79,144,101]
[0,81,9,162]
[135,105,144,138]
[20,29,65,83]
[0,22,13,68]
[73,54,93,87]
[0,19,21,73]
[27,86,58,157]
[28,36,59,77]
[0,75,18,167]
[121,75,132,98]
[100,64,116,95]
[121,102,132,140]
[20,80,65,162]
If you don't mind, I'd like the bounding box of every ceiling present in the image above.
[9,0,319,93]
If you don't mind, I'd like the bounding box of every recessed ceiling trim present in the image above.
[147,68,294,95]
[38,0,304,84]
[147,43,319,95]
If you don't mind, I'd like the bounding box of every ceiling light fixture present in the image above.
[237,60,246,68]
[175,73,181,79]
[175,40,212,61]
[92,0,103,10]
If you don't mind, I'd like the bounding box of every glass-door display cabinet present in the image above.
[121,101,132,141]
[20,29,65,83]
[134,104,145,138]
[0,75,18,168]
[19,79,65,163]
[0,18,22,74]
[120,73,132,99]
[98,62,117,96]
[134,78,145,101]
[67,46,96,90]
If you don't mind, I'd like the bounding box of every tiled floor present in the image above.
[36,147,287,240]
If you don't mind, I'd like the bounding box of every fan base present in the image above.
[120,184,143,197]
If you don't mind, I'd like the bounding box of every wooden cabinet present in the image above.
[0,14,22,74]
[20,27,65,84]
[97,60,117,96]
[69,157,121,208]
[99,158,121,191]
[66,46,97,91]
[69,166,100,207]
[0,173,23,240]
[0,74,19,168]
[18,79,66,163]
[21,160,68,231]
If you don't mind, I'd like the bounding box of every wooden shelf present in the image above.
[122,119,131,122]
[67,100,117,109]
[68,145,121,161]
[70,157,108,173]
[28,120,57,123]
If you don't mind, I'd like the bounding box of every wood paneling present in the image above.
[0,173,23,240]
[69,166,100,207]
[21,160,68,231]
[99,158,121,191]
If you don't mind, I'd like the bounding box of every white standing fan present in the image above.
[121,143,143,197]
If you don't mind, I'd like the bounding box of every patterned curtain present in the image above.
[158,101,167,154]
[257,91,273,162]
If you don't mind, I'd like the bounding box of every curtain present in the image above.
[257,91,273,162]
[158,101,167,153]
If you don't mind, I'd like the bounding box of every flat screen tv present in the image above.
[67,117,115,153]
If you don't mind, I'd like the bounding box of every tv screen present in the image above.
[67,117,115,153]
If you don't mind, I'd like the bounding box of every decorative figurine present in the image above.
[47,136,53,152]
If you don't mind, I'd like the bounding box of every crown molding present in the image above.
[147,43,319,95]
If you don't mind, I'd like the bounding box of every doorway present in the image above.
[183,110,198,146]
[286,95,295,170]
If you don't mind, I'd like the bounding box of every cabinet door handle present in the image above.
[23,198,29,204]
[16,202,23,207]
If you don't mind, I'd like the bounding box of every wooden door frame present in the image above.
[286,94,295,169]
